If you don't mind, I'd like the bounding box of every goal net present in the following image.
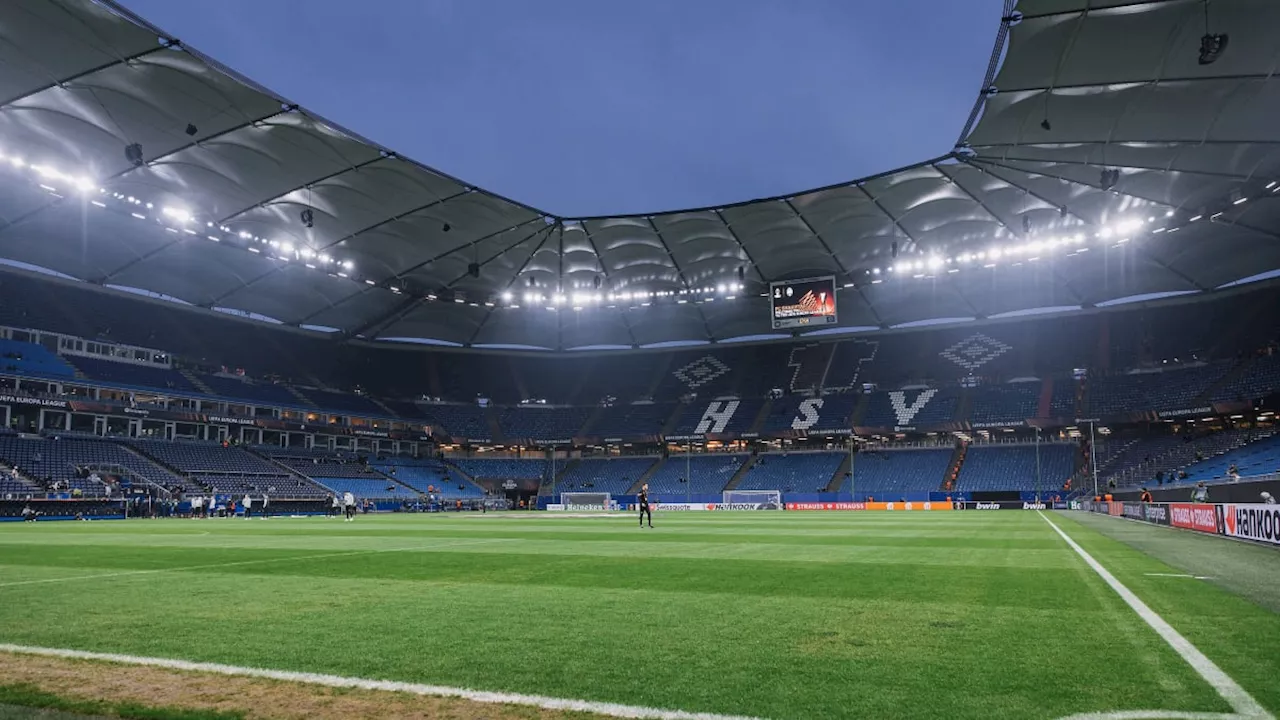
[722,490,783,510]
[561,492,613,511]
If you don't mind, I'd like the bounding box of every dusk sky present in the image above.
[121,0,1004,217]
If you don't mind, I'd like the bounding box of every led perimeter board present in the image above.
[771,276,837,329]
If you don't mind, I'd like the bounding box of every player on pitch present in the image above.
[638,483,653,529]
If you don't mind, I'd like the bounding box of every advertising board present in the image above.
[1219,503,1280,546]
[1168,503,1220,534]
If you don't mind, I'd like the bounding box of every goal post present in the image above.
[722,490,783,509]
[560,492,613,511]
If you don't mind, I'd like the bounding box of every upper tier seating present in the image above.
[421,404,491,440]
[295,388,386,416]
[757,394,857,434]
[0,340,76,379]
[66,355,198,393]
[861,387,959,428]
[197,374,301,406]
[498,406,592,441]
[589,404,674,438]
[556,456,660,495]
[667,397,764,436]
[1048,379,1077,417]
[1210,354,1280,403]
[735,452,845,492]
[1087,364,1226,416]
[968,382,1041,424]
[645,453,747,495]
[838,448,952,496]
[955,444,1076,492]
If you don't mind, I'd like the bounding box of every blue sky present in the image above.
[121,0,1003,217]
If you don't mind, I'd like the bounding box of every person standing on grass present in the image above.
[343,491,356,521]
[330,493,340,518]
[190,494,201,519]
[261,493,269,518]
[242,493,253,519]
[638,483,652,529]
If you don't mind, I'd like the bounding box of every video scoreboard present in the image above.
[770,276,837,330]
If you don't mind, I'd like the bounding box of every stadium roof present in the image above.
[0,0,1278,350]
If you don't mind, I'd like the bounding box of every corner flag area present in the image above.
[1,512,1277,719]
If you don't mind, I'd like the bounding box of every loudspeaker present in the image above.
[124,143,144,167]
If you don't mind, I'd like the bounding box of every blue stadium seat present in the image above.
[557,457,659,495]
[0,340,76,379]
[840,448,951,497]
[645,454,747,495]
[955,444,1075,492]
[735,452,845,492]
[66,355,198,393]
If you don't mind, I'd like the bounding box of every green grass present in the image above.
[0,511,1277,719]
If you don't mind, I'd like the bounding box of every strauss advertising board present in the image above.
[1168,503,1221,535]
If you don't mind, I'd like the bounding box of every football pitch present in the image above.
[0,511,1278,720]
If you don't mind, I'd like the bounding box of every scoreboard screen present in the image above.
[770,276,837,329]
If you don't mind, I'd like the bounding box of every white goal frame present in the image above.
[722,490,783,509]
[561,492,613,511]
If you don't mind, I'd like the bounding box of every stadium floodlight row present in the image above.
[0,1,1276,351]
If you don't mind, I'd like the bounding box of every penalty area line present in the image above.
[1038,512,1272,720]
[0,644,762,720]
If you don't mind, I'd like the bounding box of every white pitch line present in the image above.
[0,538,494,589]
[1145,573,1214,580]
[0,644,762,720]
[1039,512,1272,720]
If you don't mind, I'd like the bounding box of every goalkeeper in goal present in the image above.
[638,483,653,529]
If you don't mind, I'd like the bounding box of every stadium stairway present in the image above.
[825,453,852,492]
[721,455,760,491]
[552,459,579,492]
[1037,379,1054,418]
[626,456,666,494]
[285,386,318,408]
[943,442,967,491]
[246,447,327,485]
[745,400,773,435]
[953,390,974,423]
[576,405,607,437]
[367,396,402,418]
[178,369,214,395]
[660,403,686,436]
[485,407,504,444]
[849,393,872,426]
[122,443,196,488]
